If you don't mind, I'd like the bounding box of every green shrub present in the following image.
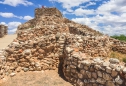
[111,34,126,42]
[123,58,126,63]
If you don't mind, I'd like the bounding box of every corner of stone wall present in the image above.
[63,47,126,86]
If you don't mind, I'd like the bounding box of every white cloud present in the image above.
[8,22,21,29]
[0,0,33,7]
[73,8,95,16]
[49,0,90,11]
[81,2,96,8]
[72,13,126,35]
[72,17,101,32]
[0,21,21,33]
[70,0,126,35]
[0,12,23,19]
[97,0,126,14]
[0,12,33,21]
[0,22,7,26]
[0,12,16,18]
[23,16,33,20]
[8,28,17,33]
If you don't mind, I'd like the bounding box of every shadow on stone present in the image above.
[58,55,67,81]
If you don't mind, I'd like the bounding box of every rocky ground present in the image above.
[0,70,72,86]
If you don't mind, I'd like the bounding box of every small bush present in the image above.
[123,58,126,63]
[111,34,126,42]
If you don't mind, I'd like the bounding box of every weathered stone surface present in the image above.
[81,60,90,66]
[23,68,29,72]
[106,81,115,86]
[109,58,120,64]
[103,73,112,80]
[86,71,91,78]
[78,73,83,79]
[66,47,73,54]
[102,61,110,67]
[115,76,123,85]
[111,69,118,77]
[109,63,117,69]
[23,49,31,55]
[10,72,16,77]
[80,69,85,75]
[97,71,102,77]
[106,67,112,73]
[96,78,105,84]
[123,67,126,73]
[93,58,103,63]
[92,72,97,79]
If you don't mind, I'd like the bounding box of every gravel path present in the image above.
[0,34,17,49]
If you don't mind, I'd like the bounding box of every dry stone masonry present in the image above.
[0,24,8,38]
[0,7,126,86]
[110,38,126,54]
[63,49,126,86]
[35,7,63,18]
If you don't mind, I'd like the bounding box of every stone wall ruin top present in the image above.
[0,24,8,38]
[35,7,63,18]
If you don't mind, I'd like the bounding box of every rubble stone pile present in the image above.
[0,24,8,37]
[0,7,126,86]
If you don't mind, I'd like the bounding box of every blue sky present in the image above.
[0,0,126,35]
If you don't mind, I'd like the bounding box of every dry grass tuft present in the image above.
[109,51,126,63]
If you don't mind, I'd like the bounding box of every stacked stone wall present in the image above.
[5,34,62,72]
[110,38,126,54]
[0,33,66,78]
[17,7,102,37]
[65,34,110,57]
[1,32,125,86]
[0,32,112,78]
[0,49,7,79]
[0,24,7,37]
[63,50,126,86]
[35,7,62,18]
[69,26,102,37]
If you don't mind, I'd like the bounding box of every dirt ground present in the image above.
[0,70,72,86]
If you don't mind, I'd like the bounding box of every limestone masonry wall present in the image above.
[17,7,102,37]
[110,38,126,54]
[0,24,7,38]
[0,7,126,86]
[63,50,126,86]
[0,32,125,86]
[35,7,62,18]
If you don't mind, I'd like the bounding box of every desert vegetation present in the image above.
[111,34,126,42]
[110,34,126,63]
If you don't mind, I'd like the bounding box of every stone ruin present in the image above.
[0,24,8,38]
[0,7,126,86]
